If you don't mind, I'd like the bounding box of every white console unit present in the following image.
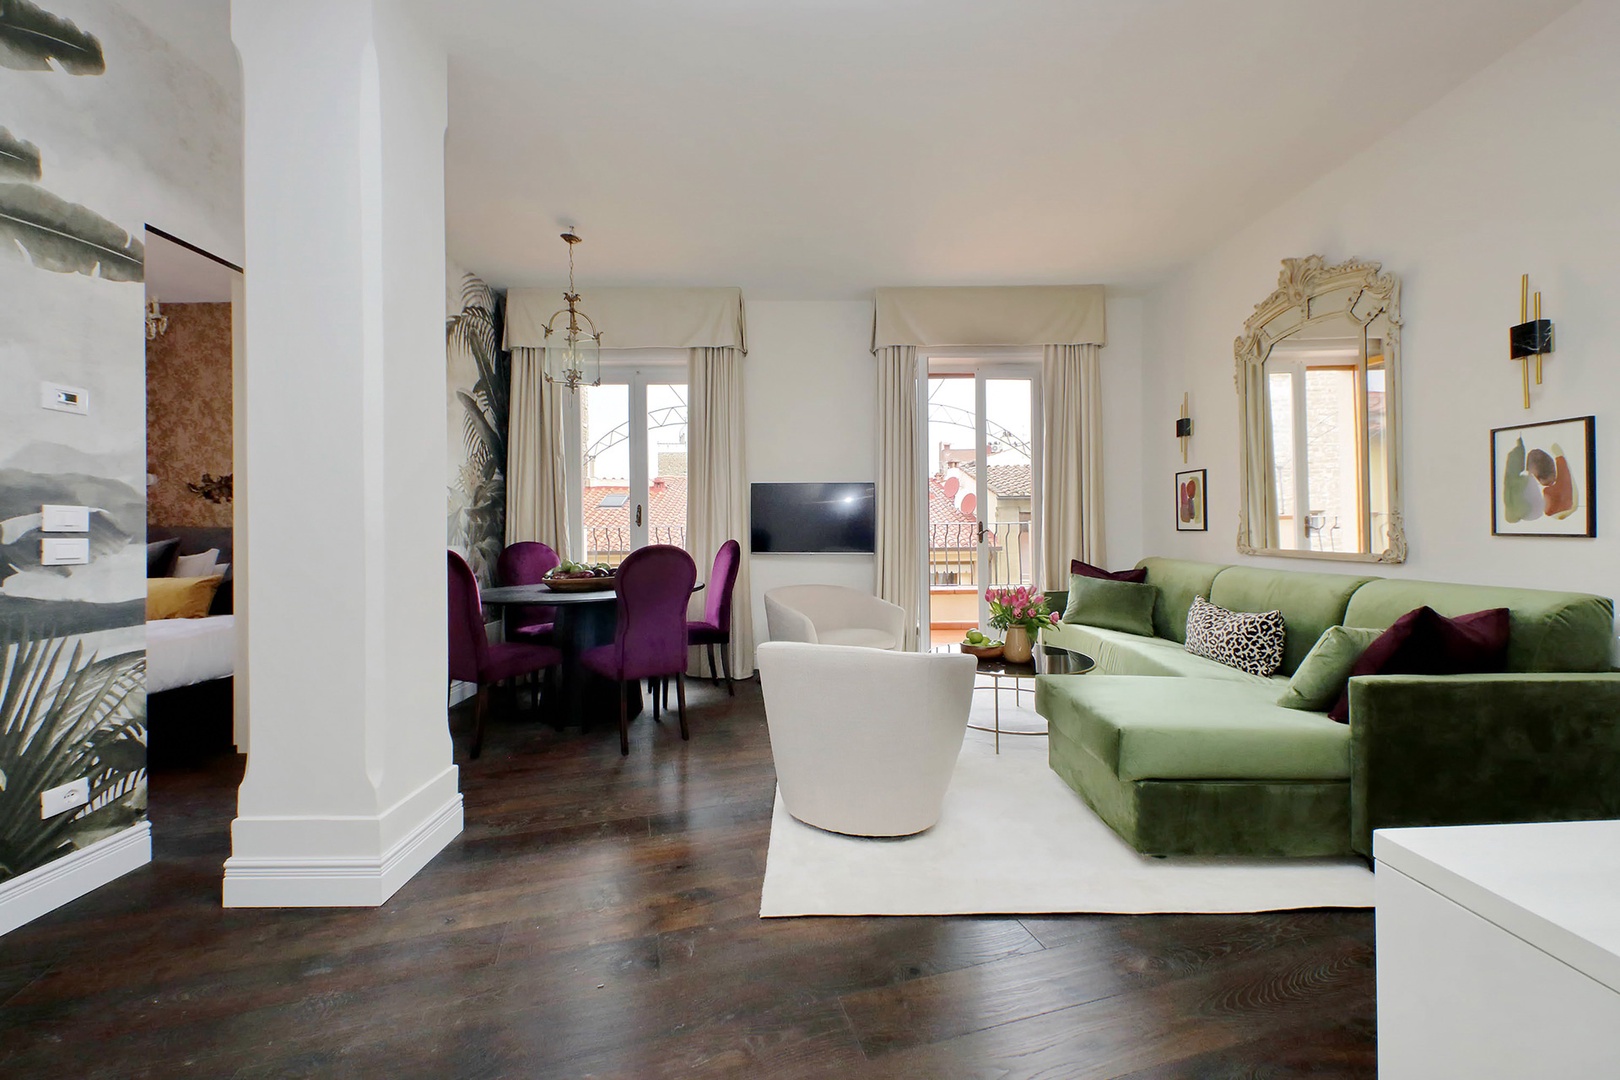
[1375,820,1620,1079]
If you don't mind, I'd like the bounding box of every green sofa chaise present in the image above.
[1034,557,1620,858]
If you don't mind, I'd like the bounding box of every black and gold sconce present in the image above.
[1175,393,1193,463]
[1511,273,1554,409]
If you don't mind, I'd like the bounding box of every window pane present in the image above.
[581,382,630,566]
[926,376,977,645]
[647,383,688,552]
[1303,368,1361,553]
[1366,348,1389,551]
[983,379,1033,592]
[1269,370,1295,528]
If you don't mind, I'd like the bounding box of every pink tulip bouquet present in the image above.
[985,584,1059,637]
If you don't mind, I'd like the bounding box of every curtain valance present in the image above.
[872,285,1106,351]
[504,286,746,353]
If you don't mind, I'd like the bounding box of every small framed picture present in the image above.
[1176,469,1207,532]
[1491,416,1596,537]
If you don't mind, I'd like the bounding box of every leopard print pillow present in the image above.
[1183,595,1286,677]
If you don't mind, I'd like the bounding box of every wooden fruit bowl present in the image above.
[542,575,617,593]
[960,642,1004,660]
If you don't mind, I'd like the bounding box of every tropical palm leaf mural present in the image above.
[0,628,147,882]
[0,126,42,181]
[447,273,509,582]
[0,181,145,281]
[0,0,105,75]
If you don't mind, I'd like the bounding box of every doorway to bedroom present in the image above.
[143,226,244,770]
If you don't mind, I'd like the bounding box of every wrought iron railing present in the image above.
[928,521,1031,588]
[584,525,688,566]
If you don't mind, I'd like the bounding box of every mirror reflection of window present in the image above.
[1262,329,1384,555]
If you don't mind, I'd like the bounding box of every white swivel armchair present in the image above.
[763,584,907,650]
[757,641,977,836]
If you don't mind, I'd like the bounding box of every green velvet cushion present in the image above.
[1136,557,1227,643]
[1209,566,1375,676]
[1037,675,1351,782]
[1043,620,1283,685]
[1277,625,1384,711]
[1061,575,1157,636]
[1342,578,1615,673]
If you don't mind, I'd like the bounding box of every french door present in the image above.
[922,358,1042,647]
[566,359,688,566]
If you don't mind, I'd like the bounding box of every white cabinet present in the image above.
[1376,821,1620,1079]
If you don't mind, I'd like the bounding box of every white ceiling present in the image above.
[425,0,1577,297]
[145,229,239,302]
[120,0,1580,299]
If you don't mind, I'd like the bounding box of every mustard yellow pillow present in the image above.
[147,574,223,620]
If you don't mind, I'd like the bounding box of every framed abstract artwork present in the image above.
[1491,415,1595,537]
[1176,469,1207,532]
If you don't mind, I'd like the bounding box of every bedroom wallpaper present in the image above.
[146,302,233,528]
[1,1,238,895]
[446,264,509,584]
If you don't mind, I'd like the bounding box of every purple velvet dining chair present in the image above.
[448,550,562,759]
[687,539,742,696]
[581,544,698,755]
[496,540,561,640]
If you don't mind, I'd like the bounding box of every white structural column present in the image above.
[224,0,462,907]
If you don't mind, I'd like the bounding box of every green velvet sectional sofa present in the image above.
[1034,557,1620,858]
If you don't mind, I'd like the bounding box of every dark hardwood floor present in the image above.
[0,677,1375,1078]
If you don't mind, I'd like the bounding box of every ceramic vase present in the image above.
[1003,625,1033,663]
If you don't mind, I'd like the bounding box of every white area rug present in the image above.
[759,698,1374,917]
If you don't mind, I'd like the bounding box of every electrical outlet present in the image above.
[40,381,90,415]
[41,777,90,819]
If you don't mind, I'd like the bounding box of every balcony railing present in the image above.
[585,525,688,566]
[928,520,1031,588]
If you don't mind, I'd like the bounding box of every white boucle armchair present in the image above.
[756,641,976,837]
[763,584,907,650]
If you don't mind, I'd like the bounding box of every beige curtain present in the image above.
[686,346,755,677]
[1041,344,1105,591]
[505,347,571,555]
[875,345,923,650]
[1239,359,1279,548]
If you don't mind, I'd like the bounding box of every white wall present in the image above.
[1139,0,1620,610]
[742,296,1148,649]
[745,301,878,648]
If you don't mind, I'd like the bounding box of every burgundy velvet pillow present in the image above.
[1070,559,1148,584]
[1328,606,1511,722]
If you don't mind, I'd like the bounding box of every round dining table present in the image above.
[479,581,702,730]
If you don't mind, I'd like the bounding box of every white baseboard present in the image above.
[0,821,152,937]
[221,793,463,908]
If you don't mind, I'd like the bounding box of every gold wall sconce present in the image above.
[1175,393,1193,463]
[1511,274,1554,409]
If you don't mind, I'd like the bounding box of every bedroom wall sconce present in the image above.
[145,299,169,341]
[187,473,233,503]
[1511,273,1554,409]
[1175,393,1193,463]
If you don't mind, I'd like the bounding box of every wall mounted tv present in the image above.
[751,482,876,554]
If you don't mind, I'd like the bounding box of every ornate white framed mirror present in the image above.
[1235,256,1405,563]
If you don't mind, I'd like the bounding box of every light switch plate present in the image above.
[41,504,90,533]
[41,777,90,819]
[41,381,90,415]
[41,537,90,565]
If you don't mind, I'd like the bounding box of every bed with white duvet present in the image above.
[146,614,235,694]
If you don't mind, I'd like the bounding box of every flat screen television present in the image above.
[750,482,876,554]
